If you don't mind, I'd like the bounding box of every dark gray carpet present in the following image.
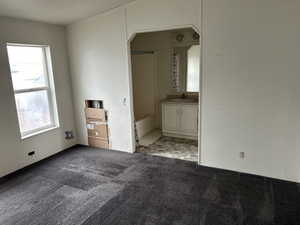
[0,146,299,225]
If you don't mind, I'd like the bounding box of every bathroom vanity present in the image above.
[162,99,198,140]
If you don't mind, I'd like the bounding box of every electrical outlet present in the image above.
[65,131,74,140]
[240,152,245,159]
[28,151,35,156]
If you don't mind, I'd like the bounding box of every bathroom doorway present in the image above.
[130,27,200,162]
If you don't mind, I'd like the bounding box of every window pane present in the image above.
[7,45,47,90]
[15,90,52,134]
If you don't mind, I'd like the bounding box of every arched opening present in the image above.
[127,27,201,163]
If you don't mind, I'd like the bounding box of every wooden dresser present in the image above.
[85,100,110,149]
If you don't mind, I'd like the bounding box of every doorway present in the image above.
[130,27,200,162]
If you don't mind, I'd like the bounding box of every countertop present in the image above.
[161,98,199,105]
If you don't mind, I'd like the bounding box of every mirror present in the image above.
[172,45,200,93]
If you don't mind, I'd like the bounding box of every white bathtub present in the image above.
[135,115,156,139]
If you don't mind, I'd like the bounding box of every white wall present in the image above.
[0,16,76,177]
[67,0,300,182]
[67,0,201,153]
[201,0,300,182]
[126,0,201,39]
[131,54,157,121]
[131,31,173,102]
[67,8,133,152]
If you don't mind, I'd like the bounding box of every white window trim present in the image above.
[7,43,60,139]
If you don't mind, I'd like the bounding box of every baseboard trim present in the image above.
[0,144,79,180]
[162,132,198,140]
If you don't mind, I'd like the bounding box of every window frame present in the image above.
[7,43,60,139]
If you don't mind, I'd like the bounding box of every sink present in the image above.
[168,98,197,103]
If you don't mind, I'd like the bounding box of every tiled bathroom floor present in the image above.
[139,129,162,147]
[137,136,198,162]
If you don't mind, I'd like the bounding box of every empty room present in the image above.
[0,0,300,224]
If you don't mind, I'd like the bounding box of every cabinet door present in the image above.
[162,104,179,132]
[180,105,198,134]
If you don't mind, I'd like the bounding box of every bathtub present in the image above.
[135,115,156,139]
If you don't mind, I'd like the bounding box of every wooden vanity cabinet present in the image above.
[162,102,198,140]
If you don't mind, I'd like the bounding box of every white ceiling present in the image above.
[0,0,136,25]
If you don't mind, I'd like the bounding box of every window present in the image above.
[187,45,200,92]
[7,44,59,138]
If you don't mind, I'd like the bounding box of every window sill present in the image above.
[21,126,59,140]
